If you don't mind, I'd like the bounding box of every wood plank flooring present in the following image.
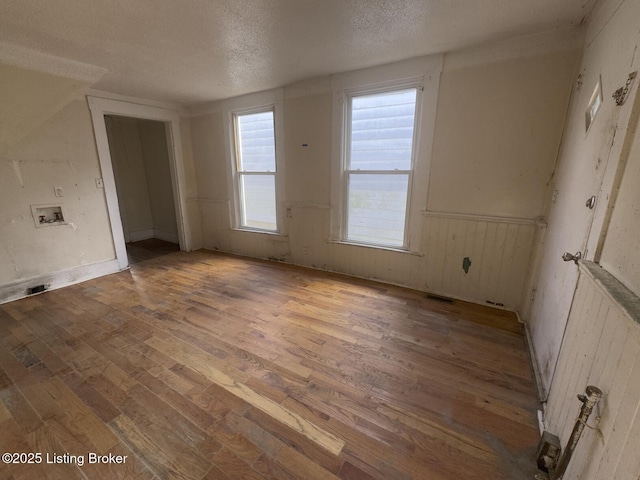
[0,250,541,479]
[125,239,180,265]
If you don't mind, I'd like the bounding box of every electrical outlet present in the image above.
[95,178,104,188]
[54,187,63,197]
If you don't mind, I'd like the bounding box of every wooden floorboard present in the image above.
[0,250,541,479]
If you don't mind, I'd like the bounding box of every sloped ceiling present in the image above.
[0,64,93,154]
[0,0,599,106]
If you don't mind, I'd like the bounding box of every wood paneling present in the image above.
[421,212,537,310]
[544,261,640,479]
[0,250,540,479]
[202,206,537,311]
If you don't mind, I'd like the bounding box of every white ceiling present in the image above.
[0,0,598,106]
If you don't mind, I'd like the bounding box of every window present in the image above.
[342,87,419,247]
[233,109,277,231]
[331,58,442,252]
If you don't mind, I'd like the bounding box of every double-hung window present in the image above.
[232,109,278,231]
[342,87,419,248]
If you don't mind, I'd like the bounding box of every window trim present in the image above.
[222,89,286,235]
[330,56,443,252]
[342,84,421,249]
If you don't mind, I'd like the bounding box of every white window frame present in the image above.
[330,56,443,252]
[223,89,286,235]
[342,84,421,248]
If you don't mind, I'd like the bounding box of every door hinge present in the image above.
[612,71,637,106]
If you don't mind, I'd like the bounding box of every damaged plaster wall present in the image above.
[523,0,640,397]
[0,96,116,293]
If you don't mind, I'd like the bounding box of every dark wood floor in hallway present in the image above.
[0,250,541,479]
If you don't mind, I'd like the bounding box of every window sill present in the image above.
[327,240,424,256]
[229,227,288,238]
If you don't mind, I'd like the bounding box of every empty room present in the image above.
[1,1,639,479]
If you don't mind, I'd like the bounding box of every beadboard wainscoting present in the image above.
[543,261,640,480]
[421,212,538,311]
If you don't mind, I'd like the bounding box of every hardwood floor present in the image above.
[125,238,180,265]
[0,250,541,479]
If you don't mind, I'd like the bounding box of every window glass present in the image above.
[236,111,276,171]
[234,109,277,231]
[239,174,276,230]
[347,173,409,246]
[349,89,417,171]
[344,88,418,247]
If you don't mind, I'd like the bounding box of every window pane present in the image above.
[240,174,276,230]
[347,173,409,247]
[349,89,417,171]
[237,111,275,172]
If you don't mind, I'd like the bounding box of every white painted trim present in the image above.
[220,89,287,235]
[128,229,155,242]
[286,202,331,210]
[86,89,185,113]
[0,41,107,83]
[127,228,179,244]
[153,229,180,244]
[330,56,443,250]
[523,318,547,401]
[327,240,424,257]
[197,198,230,205]
[537,410,546,436]
[330,55,444,92]
[87,96,192,270]
[580,261,640,328]
[421,210,538,225]
[0,259,121,305]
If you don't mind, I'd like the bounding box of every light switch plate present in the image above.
[95,178,104,188]
[54,187,63,197]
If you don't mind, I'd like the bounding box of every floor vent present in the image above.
[27,284,47,295]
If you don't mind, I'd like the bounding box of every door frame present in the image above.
[87,96,191,270]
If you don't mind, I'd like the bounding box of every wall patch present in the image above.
[462,257,472,274]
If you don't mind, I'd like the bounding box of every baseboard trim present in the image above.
[522,317,547,402]
[0,258,123,305]
[127,229,179,244]
[128,229,155,242]
[153,229,179,244]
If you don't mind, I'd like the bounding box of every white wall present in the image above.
[189,32,579,310]
[524,0,640,396]
[524,0,640,477]
[0,89,117,302]
[105,116,179,244]
[139,119,179,243]
[0,64,91,154]
[430,49,578,218]
[105,115,155,241]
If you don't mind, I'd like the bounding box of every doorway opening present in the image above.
[104,115,179,264]
[87,96,192,271]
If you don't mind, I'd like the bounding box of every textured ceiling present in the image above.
[0,0,598,106]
